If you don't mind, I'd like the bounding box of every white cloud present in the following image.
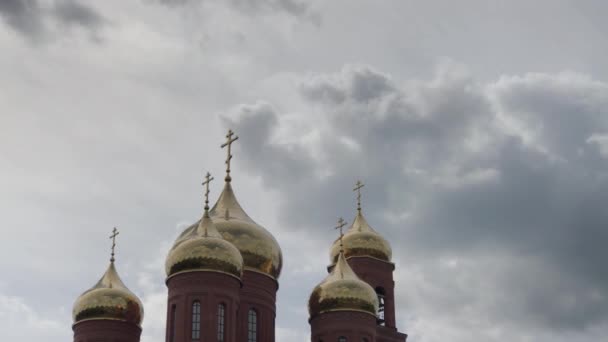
[0,294,67,339]
[586,134,608,158]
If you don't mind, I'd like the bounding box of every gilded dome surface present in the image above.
[309,250,379,318]
[330,211,392,264]
[166,211,243,279]
[208,182,283,279]
[72,262,144,326]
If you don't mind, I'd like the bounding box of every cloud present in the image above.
[51,0,105,30]
[587,134,608,158]
[157,0,320,23]
[0,0,106,43]
[0,0,44,38]
[0,293,67,339]
[220,63,608,341]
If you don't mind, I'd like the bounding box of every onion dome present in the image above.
[190,129,282,279]
[309,248,379,318]
[72,261,144,326]
[166,209,243,279]
[209,181,282,279]
[166,173,244,279]
[329,210,392,264]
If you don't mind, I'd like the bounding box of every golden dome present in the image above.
[330,210,392,264]
[166,210,243,279]
[72,262,144,326]
[309,250,379,318]
[208,182,283,279]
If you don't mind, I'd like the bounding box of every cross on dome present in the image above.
[221,129,239,182]
[109,227,119,263]
[202,171,214,211]
[353,180,365,212]
[334,217,348,252]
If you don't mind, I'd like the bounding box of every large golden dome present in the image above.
[166,210,243,279]
[309,249,379,319]
[330,211,392,264]
[72,262,144,326]
[208,181,282,279]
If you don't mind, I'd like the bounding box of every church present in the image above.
[71,129,408,342]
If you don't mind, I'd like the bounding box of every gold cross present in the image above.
[109,227,119,263]
[353,180,364,212]
[202,171,214,210]
[221,129,239,182]
[334,217,348,251]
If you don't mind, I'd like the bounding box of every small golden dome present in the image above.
[208,182,283,279]
[309,250,379,318]
[330,211,392,264]
[72,262,144,326]
[166,210,243,279]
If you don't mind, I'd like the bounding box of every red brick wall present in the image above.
[73,319,141,342]
[310,311,377,342]
[165,271,241,342]
[236,270,278,342]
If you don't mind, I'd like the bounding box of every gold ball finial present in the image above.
[109,227,119,263]
[221,129,239,183]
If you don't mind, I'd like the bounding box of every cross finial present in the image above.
[202,171,214,211]
[334,217,348,252]
[353,180,365,213]
[221,129,239,182]
[109,227,119,263]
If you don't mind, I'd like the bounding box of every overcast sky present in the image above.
[2,1,608,341]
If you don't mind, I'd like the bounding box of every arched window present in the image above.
[217,303,226,342]
[338,337,347,342]
[169,304,177,342]
[247,309,258,342]
[191,301,201,340]
[375,287,386,326]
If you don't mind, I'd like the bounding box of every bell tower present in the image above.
[309,218,380,342]
[325,181,407,342]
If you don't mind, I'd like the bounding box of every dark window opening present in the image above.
[376,287,386,326]
[217,303,226,342]
[191,301,201,340]
[247,309,258,342]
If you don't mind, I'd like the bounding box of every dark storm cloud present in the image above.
[52,0,105,30]
[221,64,608,334]
[0,0,44,38]
[158,0,318,21]
[0,0,105,42]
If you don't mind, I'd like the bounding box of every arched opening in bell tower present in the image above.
[375,286,386,326]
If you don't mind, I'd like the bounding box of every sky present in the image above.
[1,1,608,341]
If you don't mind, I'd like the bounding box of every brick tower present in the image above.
[314,181,407,342]
[165,130,282,342]
[165,172,243,342]
[210,129,283,342]
[72,228,144,342]
[309,218,380,341]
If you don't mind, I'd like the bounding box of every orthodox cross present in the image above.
[334,217,348,251]
[353,180,365,212]
[221,129,239,182]
[202,171,214,210]
[109,227,119,263]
